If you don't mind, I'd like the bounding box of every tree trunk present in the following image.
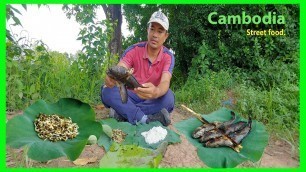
[102,5,122,56]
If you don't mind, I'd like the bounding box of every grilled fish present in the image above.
[217,111,237,130]
[205,136,234,148]
[224,121,248,135]
[228,117,252,144]
[191,109,252,152]
[205,136,242,152]
[199,129,223,143]
[192,123,215,139]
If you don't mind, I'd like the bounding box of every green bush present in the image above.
[6,40,107,110]
[175,69,235,113]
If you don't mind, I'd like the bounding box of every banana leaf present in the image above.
[98,119,181,151]
[174,107,269,168]
[6,98,102,162]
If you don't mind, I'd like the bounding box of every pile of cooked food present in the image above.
[34,113,79,142]
[111,129,127,143]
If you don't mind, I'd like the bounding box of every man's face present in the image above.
[147,22,169,50]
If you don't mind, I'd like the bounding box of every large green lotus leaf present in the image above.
[6,98,102,162]
[99,142,167,168]
[174,107,269,168]
[98,119,181,150]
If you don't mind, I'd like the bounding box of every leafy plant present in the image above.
[6,98,102,162]
[175,108,269,168]
[99,142,167,168]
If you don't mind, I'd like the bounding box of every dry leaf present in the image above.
[73,157,98,166]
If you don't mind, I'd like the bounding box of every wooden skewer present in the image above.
[181,104,210,124]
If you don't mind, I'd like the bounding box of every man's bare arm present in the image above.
[135,72,171,99]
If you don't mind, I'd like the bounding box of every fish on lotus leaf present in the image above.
[191,110,252,152]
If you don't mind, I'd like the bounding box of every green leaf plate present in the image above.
[174,107,269,168]
[6,98,102,162]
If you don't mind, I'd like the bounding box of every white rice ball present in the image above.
[141,126,167,144]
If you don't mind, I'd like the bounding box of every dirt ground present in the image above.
[6,105,300,168]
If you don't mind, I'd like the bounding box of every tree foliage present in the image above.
[6,5,26,42]
[62,5,109,68]
[62,4,122,66]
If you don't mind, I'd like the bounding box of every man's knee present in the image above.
[101,86,118,106]
[160,89,175,112]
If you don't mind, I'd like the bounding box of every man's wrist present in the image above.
[154,87,161,99]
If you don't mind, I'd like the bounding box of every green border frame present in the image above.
[2,0,303,171]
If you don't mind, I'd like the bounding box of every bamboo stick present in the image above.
[180,104,210,124]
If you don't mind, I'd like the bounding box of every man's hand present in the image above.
[134,82,160,99]
[105,75,116,88]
